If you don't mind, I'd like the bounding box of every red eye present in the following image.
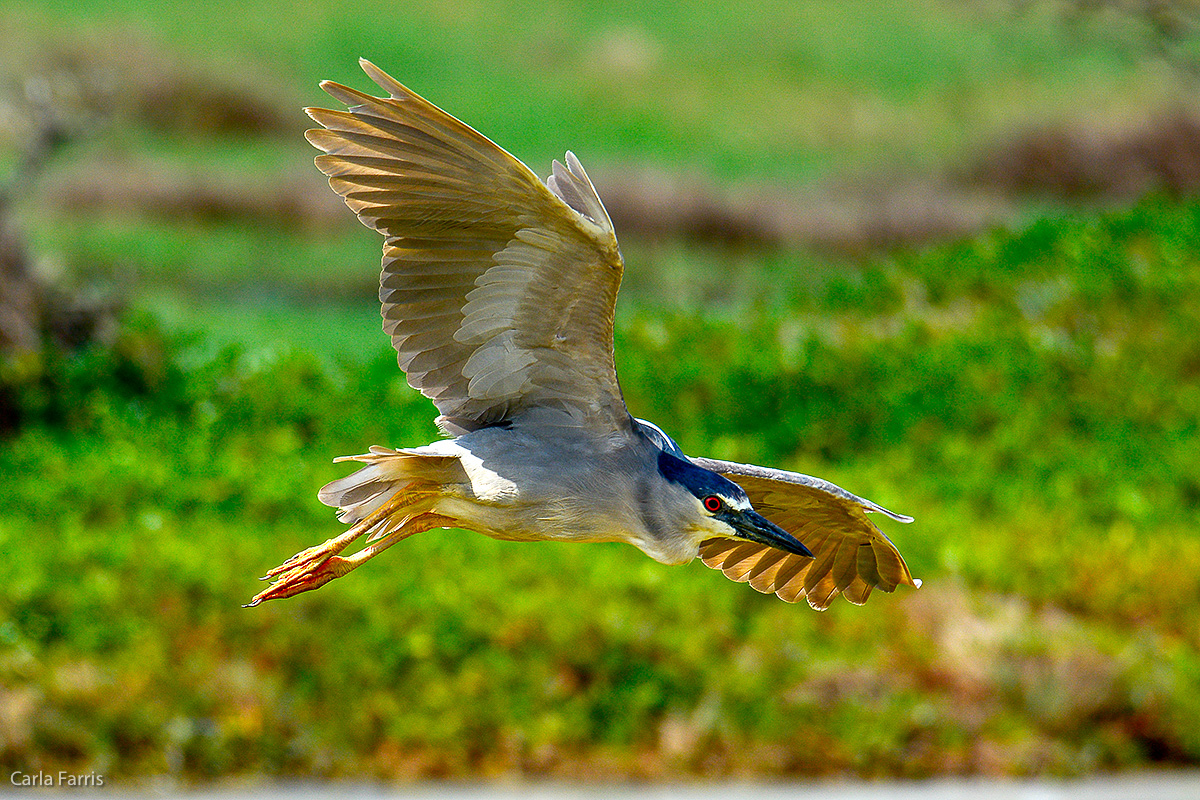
[703,495,722,513]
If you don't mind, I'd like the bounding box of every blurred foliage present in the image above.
[2,195,1199,780]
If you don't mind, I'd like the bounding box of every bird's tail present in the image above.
[318,445,462,525]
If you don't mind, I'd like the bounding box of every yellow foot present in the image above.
[246,526,363,607]
[259,535,349,582]
[245,554,354,606]
[245,504,457,607]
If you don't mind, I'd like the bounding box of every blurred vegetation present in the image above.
[2,0,1200,786]
[3,195,1199,781]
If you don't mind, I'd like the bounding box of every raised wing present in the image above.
[691,457,919,610]
[307,60,629,435]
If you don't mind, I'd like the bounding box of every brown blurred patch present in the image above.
[600,107,1200,251]
[596,166,1014,253]
[1,22,298,143]
[0,216,39,352]
[37,154,1011,255]
[2,174,117,358]
[42,107,1200,255]
[41,159,347,231]
[133,74,296,138]
[891,582,1192,774]
[967,108,1200,200]
[0,224,117,355]
[40,156,1006,254]
[31,107,1200,258]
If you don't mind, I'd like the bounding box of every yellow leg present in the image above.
[245,502,453,607]
[341,511,456,568]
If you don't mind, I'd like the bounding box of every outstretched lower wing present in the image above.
[691,457,919,610]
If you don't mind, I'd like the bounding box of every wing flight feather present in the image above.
[308,60,629,435]
[694,457,918,610]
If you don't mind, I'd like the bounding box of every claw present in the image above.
[245,555,354,606]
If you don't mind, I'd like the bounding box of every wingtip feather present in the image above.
[864,500,914,523]
[359,58,408,99]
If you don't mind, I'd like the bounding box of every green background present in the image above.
[2,0,1199,784]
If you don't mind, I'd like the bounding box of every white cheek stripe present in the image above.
[728,495,753,511]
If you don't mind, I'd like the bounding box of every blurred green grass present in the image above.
[3,0,1200,785]
[4,196,1200,780]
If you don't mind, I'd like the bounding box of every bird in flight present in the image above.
[248,60,919,611]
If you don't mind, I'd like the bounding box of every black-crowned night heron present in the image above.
[248,60,919,611]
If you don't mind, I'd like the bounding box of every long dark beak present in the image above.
[723,509,813,558]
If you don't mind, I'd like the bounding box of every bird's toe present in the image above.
[246,555,353,606]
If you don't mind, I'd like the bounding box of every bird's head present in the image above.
[656,452,813,558]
